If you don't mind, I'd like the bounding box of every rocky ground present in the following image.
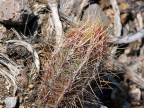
[0,0,144,108]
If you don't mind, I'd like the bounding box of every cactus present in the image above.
[38,19,109,107]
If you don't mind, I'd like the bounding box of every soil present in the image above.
[0,0,144,108]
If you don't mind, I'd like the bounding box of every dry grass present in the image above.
[38,20,109,107]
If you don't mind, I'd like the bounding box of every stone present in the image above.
[4,97,17,108]
[0,0,32,24]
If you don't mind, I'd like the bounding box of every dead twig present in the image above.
[135,12,143,31]
[77,0,89,20]
[112,29,144,44]
[6,40,40,72]
[0,59,20,77]
[110,0,122,37]
[33,3,78,27]
[48,0,64,48]
[0,52,18,67]
[0,68,17,96]
[59,11,78,27]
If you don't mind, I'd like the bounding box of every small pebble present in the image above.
[28,84,34,89]
[118,54,128,63]
[17,74,28,88]
[19,96,23,103]
[124,48,131,54]
[129,85,141,102]
[0,105,3,108]
[19,105,24,108]
[4,97,17,108]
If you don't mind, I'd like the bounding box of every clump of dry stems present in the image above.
[38,20,109,107]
